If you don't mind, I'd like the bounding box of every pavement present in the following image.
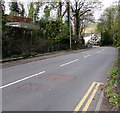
[1,49,89,69]
[1,46,118,111]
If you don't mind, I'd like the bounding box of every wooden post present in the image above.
[74,15,77,50]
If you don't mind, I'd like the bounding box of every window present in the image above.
[10,24,19,27]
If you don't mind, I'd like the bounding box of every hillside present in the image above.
[84,23,97,34]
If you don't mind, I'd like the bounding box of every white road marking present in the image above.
[96,49,104,54]
[60,59,79,67]
[81,52,85,53]
[96,51,101,54]
[0,71,45,89]
[83,55,90,58]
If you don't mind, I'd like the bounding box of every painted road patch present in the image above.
[17,82,43,91]
[43,75,76,82]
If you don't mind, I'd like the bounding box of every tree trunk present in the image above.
[58,2,62,20]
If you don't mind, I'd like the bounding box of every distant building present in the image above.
[84,33,101,46]
[88,34,101,45]
[6,16,39,30]
[83,33,92,44]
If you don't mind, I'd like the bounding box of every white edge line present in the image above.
[0,71,45,89]
[60,59,79,67]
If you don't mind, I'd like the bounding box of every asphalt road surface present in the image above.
[1,47,117,111]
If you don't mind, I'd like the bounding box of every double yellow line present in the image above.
[73,82,103,113]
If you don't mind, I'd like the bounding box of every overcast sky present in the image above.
[4,0,119,20]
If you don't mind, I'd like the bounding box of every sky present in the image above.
[94,0,119,20]
[4,0,119,20]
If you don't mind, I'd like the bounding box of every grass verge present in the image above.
[104,48,120,111]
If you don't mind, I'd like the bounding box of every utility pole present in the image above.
[69,20,72,50]
[67,1,72,50]
[74,15,77,50]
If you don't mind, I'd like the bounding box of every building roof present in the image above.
[6,22,40,30]
[6,15,40,30]
[9,16,33,23]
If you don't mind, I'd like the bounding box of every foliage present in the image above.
[9,2,20,13]
[97,3,120,46]
[1,0,5,26]
[71,0,100,39]
[28,2,44,23]
[19,3,25,17]
[37,17,74,51]
[3,1,96,59]
[21,52,38,58]
[45,18,70,50]
[106,93,120,104]
[28,2,34,20]
[108,66,118,77]
[100,30,113,46]
[55,23,69,42]
[105,87,113,94]
[2,18,71,58]
[105,58,120,109]
[44,5,51,20]
[46,19,62,43]
[2,26,50,58]
[34,2,41,22]
[9,2,20,16]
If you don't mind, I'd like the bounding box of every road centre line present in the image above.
[96,51,101,54]
[81,52,85,53]
[0,71,45,89]
[83,55,90,58]
[60,59,79,67]
[96,49,104,54]
[73,82,103,113]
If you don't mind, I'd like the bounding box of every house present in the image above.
[6,16,40,30]
[84,33,101,46]
[83,33,92,44]
[88,34,101,46]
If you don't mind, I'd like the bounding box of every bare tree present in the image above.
[9,1,20,16]
[70,0,100,48]
[19,3,25,17]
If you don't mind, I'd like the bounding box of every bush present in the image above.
[108,66,118,77]
[2,26,49,58]
[21,52,31,58]
[105,57,120,109]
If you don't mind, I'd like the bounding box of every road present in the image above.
[1,47,117,111]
